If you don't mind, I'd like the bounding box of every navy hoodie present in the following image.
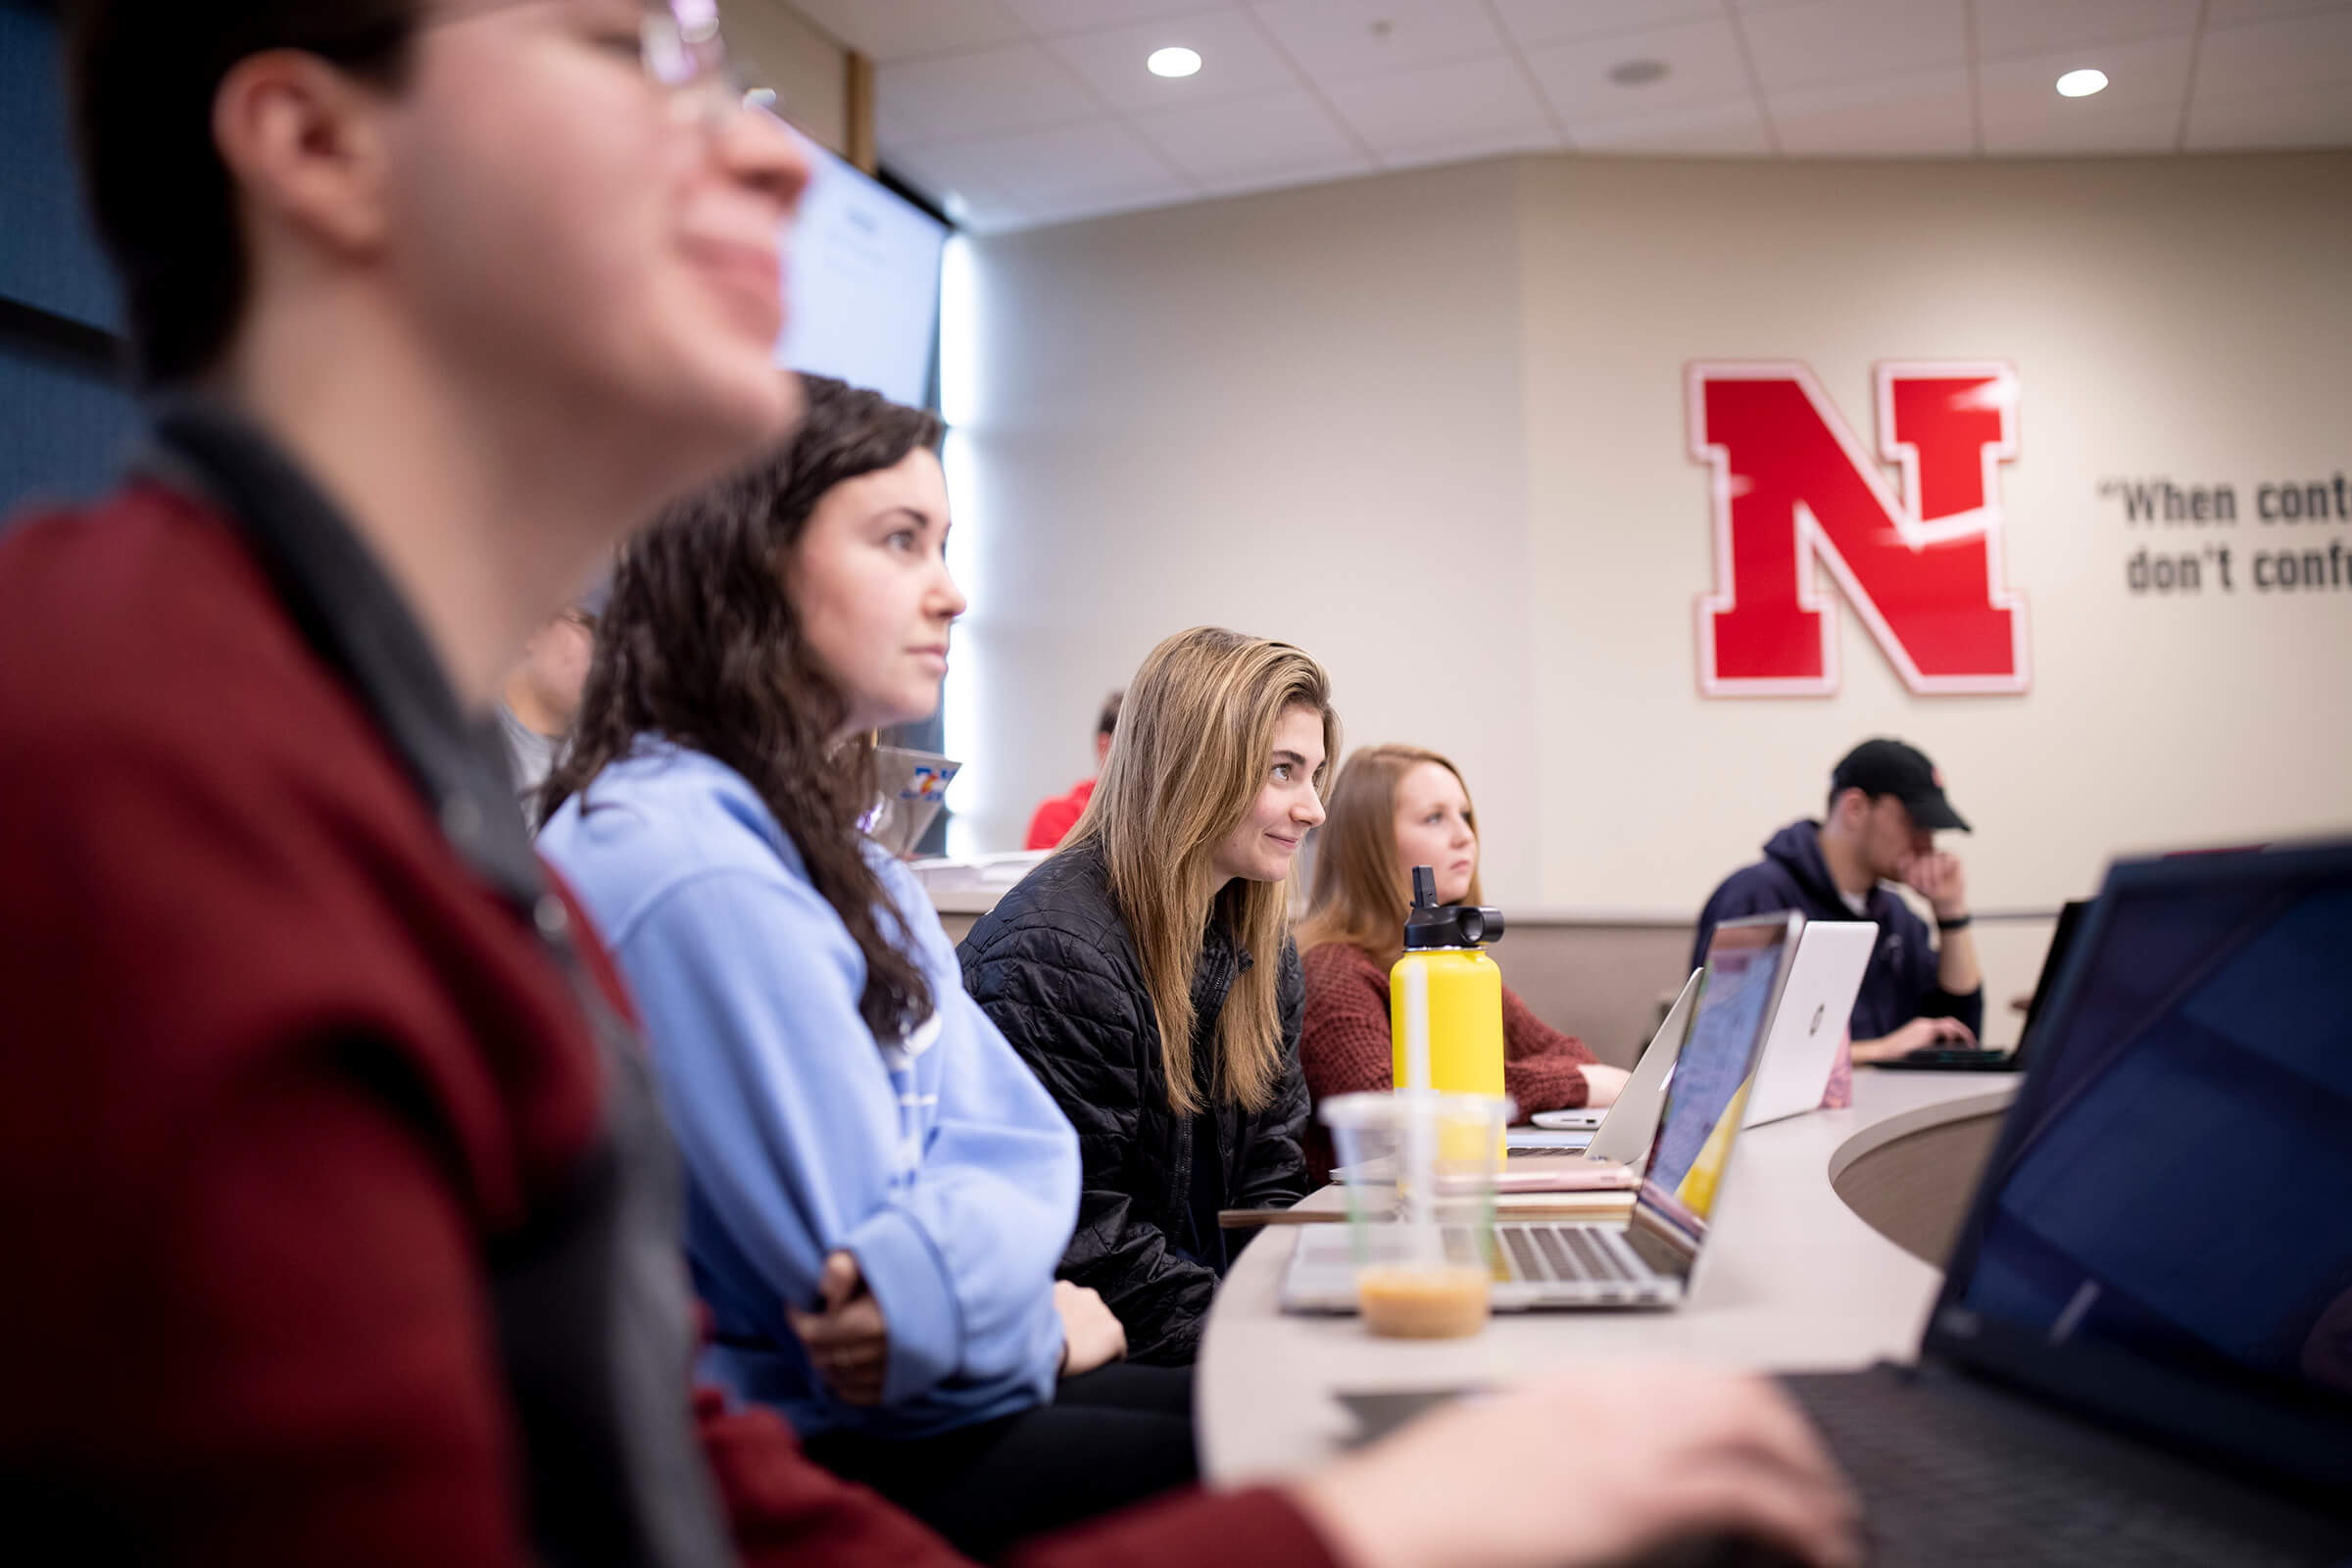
[1692,820,1983,1044]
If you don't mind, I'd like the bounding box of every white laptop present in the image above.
[1283,912,1802,1312]
[1740,919,1877,1128]
[1520,968,1702,1166]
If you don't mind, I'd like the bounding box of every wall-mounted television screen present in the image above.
[776,132,949,410]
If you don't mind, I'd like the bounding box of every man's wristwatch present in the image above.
[1936,912,1973,932]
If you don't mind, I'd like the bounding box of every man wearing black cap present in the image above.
[1693,739,1984,1063]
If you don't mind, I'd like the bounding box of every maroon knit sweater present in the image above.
[1298,942,1597,1183]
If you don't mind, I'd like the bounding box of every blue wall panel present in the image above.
[0,341,136,514]
[1,0,137,514]
[0,0,122,331]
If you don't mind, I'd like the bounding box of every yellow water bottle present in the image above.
[1390,865,1506,1101]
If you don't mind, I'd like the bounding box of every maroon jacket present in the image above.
[0,414,1338,1568]
[1298,942,1597,1184]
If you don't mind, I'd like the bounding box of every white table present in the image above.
[1199,1072,2020,1483]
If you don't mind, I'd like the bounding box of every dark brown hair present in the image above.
[541,376,947,1044]
[1298,744,1484,967]
[64,0,418,385]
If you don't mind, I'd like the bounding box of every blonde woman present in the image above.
[1296,746,1632,1181]
[959,627,1334,1364]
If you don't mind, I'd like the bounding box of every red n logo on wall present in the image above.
[1689,362,2030,696]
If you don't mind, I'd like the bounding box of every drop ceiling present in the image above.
[781,0,2352,232]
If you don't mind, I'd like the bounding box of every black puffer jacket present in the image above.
[958,840,1311,1365]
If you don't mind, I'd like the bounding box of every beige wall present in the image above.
[946,162,1546,903]
[729,0,850,157]
[1519,154,2352,920]
[949,151,2352,982]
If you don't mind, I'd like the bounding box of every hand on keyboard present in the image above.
[1852,1015,1976,1064]
[1900,1046,1994,1065]
[1288,1362,1863,1568]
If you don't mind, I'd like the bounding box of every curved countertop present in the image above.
[1198,1071,2020,1484]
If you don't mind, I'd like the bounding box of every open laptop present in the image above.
[1878,898,2089,1073]
[1741,919,1876,1127]
[1777,842,2352,1563]
[1283,911,1801,1312]
[1514,967,1702,1163]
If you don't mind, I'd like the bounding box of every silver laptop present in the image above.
[1284,912,1802,1312]
[1741,919,1876,1128]
[1521,968,1701,1166]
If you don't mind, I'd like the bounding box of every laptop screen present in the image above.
[1930,843,2352,1494]
[2012,898,2088,1057]
[1630,912,1798,1268]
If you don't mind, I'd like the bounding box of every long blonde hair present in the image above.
[1065,627,1339,1115]
[1298,744,1483,967]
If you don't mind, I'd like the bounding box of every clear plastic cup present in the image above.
[1318,1090,1513,1339]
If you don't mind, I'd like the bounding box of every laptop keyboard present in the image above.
[1496,1223,1644,1284]
[1782,1371,2325,1566]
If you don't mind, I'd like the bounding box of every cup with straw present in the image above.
[1319,965,1511,1338]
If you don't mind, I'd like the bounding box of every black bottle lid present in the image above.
[1401,864,1507,951]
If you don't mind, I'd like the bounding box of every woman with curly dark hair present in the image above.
[537,375,1193,1556]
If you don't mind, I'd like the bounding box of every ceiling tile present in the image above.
[874,96,922,149]
[1130,86,1372,184]
[1978,31,2194,153]
[1490,0,1725,50]
[1249,0,1508,83]
[783,0,1028,64]
[1977,27,2192,126]
[1201,154,1384,196]
[881,138,1022,221]
[933,199,1028,235]
[2185,76,2352,147]
[1971,0,2202,62]
[1570,98,1774,154]
[1371,123,1565,172]
[1318,52,1560,161]
[1768,66,1974,155]
[1737,0,1970,95]
[875,42,1100,145]
[1045,8,1299,110]
[858,0,2350,222]
[945,119,1197,215]
[2193,7,2352,98]
[1524,15,1755,123]
[1004,0,1224,34]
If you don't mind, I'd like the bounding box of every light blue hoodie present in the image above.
[538,743,1080,1440]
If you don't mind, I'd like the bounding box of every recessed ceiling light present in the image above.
[1148,46,1201,78]
[2055,68,2109,98]
[1609,59,1669,88]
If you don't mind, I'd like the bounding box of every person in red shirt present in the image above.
[0,3,1860,1565]
[1297,746,1634,1182]
[1023,689,1121,849]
